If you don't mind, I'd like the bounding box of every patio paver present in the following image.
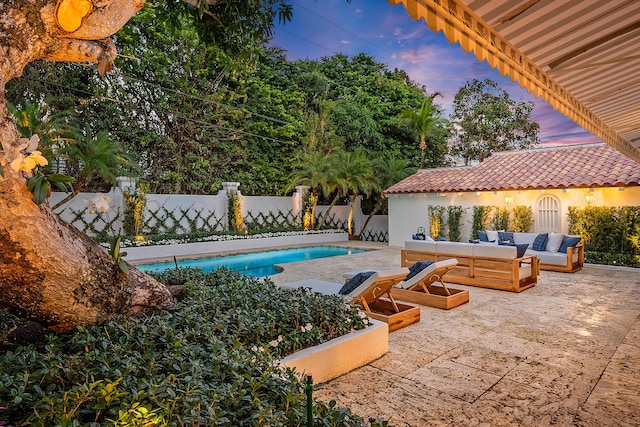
[269,242,640,426]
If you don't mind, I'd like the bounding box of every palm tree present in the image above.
[286,151,333,230]
[356,156,415,240]
[316,149,374,237]
[51,126,135,210]
[398,95,443,169]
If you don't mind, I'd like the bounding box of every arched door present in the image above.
[536,194,561,233]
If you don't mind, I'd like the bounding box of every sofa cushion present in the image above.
[545,232,564,252]
[437,242,475,256]
[559,235,581,253]
[405,240,437,252]
[477,230,489,242]
[405,261,434,281]
[339,271,375,295]
[531,233,548,251]
[473,244,517,259]
[513,232,538,246]
[498,231,515,244]
[525,249,567,266]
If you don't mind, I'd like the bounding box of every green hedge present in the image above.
[0,269,389,426]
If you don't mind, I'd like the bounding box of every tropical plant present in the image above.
[8,100,77,165]
[398,95,444,169]
[357,156,415,239]
[51,125,135,210]
[315,149,374,236]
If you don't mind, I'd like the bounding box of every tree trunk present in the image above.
[316,193,341,230]
[0,0,172,333]
[355,198,384,240]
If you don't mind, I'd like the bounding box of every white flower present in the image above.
[305,323,313,331]
[358,311,367,319]
[269,339,279,347]
[277,335,283,342]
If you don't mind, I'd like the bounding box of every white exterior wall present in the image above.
[51,183,389,240]
[387,187,640,247]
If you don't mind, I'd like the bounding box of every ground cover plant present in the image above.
[0,268,390,426]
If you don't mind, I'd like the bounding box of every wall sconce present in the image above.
[584,194,593,205]
[504,196,513,206]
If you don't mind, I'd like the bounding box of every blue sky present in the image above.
[270,0,599,146]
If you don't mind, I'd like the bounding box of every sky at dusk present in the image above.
[270,0,600,147]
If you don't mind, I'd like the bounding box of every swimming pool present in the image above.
[137,246,368,277]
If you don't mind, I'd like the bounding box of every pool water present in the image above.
[138,246,368,277]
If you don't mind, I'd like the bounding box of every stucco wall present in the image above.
[387,187,640,247]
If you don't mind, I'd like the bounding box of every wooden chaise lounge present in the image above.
[282,269,420,332]
[390,259,469,309]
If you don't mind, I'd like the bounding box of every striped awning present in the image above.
[388,0,640,163]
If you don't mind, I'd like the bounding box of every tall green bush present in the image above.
[471,205,492,238]
[447,205,466,242]
[511,205,533,232]
[428,205,447,239]
[568,206,640,255]
[490,206,510,231]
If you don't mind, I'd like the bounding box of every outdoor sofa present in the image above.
[402,240,539,292]
[479,230,584,273]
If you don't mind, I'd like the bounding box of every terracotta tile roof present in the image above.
[385,143,640,194]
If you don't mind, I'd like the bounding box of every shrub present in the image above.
[470,205,492,239]
[446,206,466,242]
[490,206,510,231]
[0,269,384,426]
[511,205,533,232]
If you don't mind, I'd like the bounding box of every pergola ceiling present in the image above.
[388,0,640,163]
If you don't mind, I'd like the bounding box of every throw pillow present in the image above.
[498,242,529,258]
[545,232,564,253]
[339,271,375,295]
[512,243,529,258]
[486,230,500,242]
[498,231,515,243]
[531,233,548,251]
[559,236,581,253]
[477,230,489,242]
[405,261,434,281]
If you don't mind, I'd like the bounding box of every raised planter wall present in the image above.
[280,318,388,384]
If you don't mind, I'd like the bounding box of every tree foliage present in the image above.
[449,79,539,164]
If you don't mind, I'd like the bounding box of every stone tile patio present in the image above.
[269,242,640,426]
